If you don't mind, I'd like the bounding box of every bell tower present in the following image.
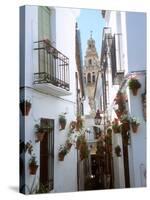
[83,32,100,115]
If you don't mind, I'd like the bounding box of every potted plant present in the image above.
[107,128,112,136]
[114,108,123,119]
[80,140,89,161]
[112,119,120,133]
[59,115,67,130]
[20,99,31,116]
[29,155,38,175]
[69,121,76,131]
[114,145,121,157]
[105,135,112,153]
[35,124,46,142]
[66,139,72,150]
[58,145,68,161]
[76,116,83,131]
[130,116,140,133]
[128,77,141,96]
[114,91,126,104]
[76,135,85,149]
[120,114,130,132]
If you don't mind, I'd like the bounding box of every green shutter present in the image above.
[38,7,51,73]
[38,6,51,40]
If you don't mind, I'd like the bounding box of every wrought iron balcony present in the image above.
[33,40,70,95]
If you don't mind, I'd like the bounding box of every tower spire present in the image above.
[90,30,93,39]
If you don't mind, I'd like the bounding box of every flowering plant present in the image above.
[128,78,141,90]
[130,116,140,125]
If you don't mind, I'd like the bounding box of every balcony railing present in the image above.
[34,39,70,91]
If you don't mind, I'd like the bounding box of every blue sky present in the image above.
[77,9,105,61]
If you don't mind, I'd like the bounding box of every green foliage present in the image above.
[115,145,121,157]
[128,78,141,89]
[130,116,140,125]
[29,155,37,166]
[59,115,66,124]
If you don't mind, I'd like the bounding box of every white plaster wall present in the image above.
[55,8,80,103]
[106,11,117,34]
[21,6,79,193]
[112,133,125,188]
[127,74,146,187]
[126,12,146,72]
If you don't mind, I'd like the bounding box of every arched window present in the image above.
[92,72,95,83]
[89,59,92,65]
[84,76,86,84]
[87,73,91,83]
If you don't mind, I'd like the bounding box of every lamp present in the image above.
[94,109,102,125]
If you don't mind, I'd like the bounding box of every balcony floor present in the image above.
[33,82,72,96]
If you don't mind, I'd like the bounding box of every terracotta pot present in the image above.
[80,154,84,161]
[60,122,66,130]
[58,153,65,161]
[115,110,122,119]
[131,123,139,133]
[67,143,72,150]
[122,121,130,132]
[20,102,31,116]
[131,88,138,96]
[76,140,81,149]
[112,126,120,133]
[29,164,38,175]
[35,132,45,142]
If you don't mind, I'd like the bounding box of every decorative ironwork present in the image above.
[34,40,70,91]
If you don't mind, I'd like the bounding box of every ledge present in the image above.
[33,82,72,96]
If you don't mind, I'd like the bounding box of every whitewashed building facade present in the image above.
[94,10,146,188]
[20,6,82,194]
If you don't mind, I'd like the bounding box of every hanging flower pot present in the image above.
[114,91,126,104]
[36,132,45,142]
[121,121,130,132]
[34,124,46,142]
[29,156,38,175]
[76,138,81,149]
[120,114,130,133]
[66,139,72,150]
[128,77,141,96]
[20,100,31,116]
[58,145,68,161]
[131,123,139,133]
[114,145,121,157]
[130,116,140,133]
[58,152,65,161]
[115,109,122,119]
[79,141,89,161]
[112,119,120,133]
[69,121,76,131]
[76,116,83,131]
[59,115,67,130]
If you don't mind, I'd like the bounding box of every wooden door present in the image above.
[40,118,54,191]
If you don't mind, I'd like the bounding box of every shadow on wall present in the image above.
[9,185,19,193]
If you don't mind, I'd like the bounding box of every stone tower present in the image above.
[83,32,100,115]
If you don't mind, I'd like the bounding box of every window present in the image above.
[87,73,91,83]
[84,76,86,84]
[92,72,95,83]
[89,59,92,65]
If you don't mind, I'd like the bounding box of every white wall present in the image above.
[55,8,80,103]
[127,73,146,187]
[21,5,79,193]
[112,134,125,188]
[126,12,146,72]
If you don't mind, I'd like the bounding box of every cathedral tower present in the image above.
[83,32,100,115]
